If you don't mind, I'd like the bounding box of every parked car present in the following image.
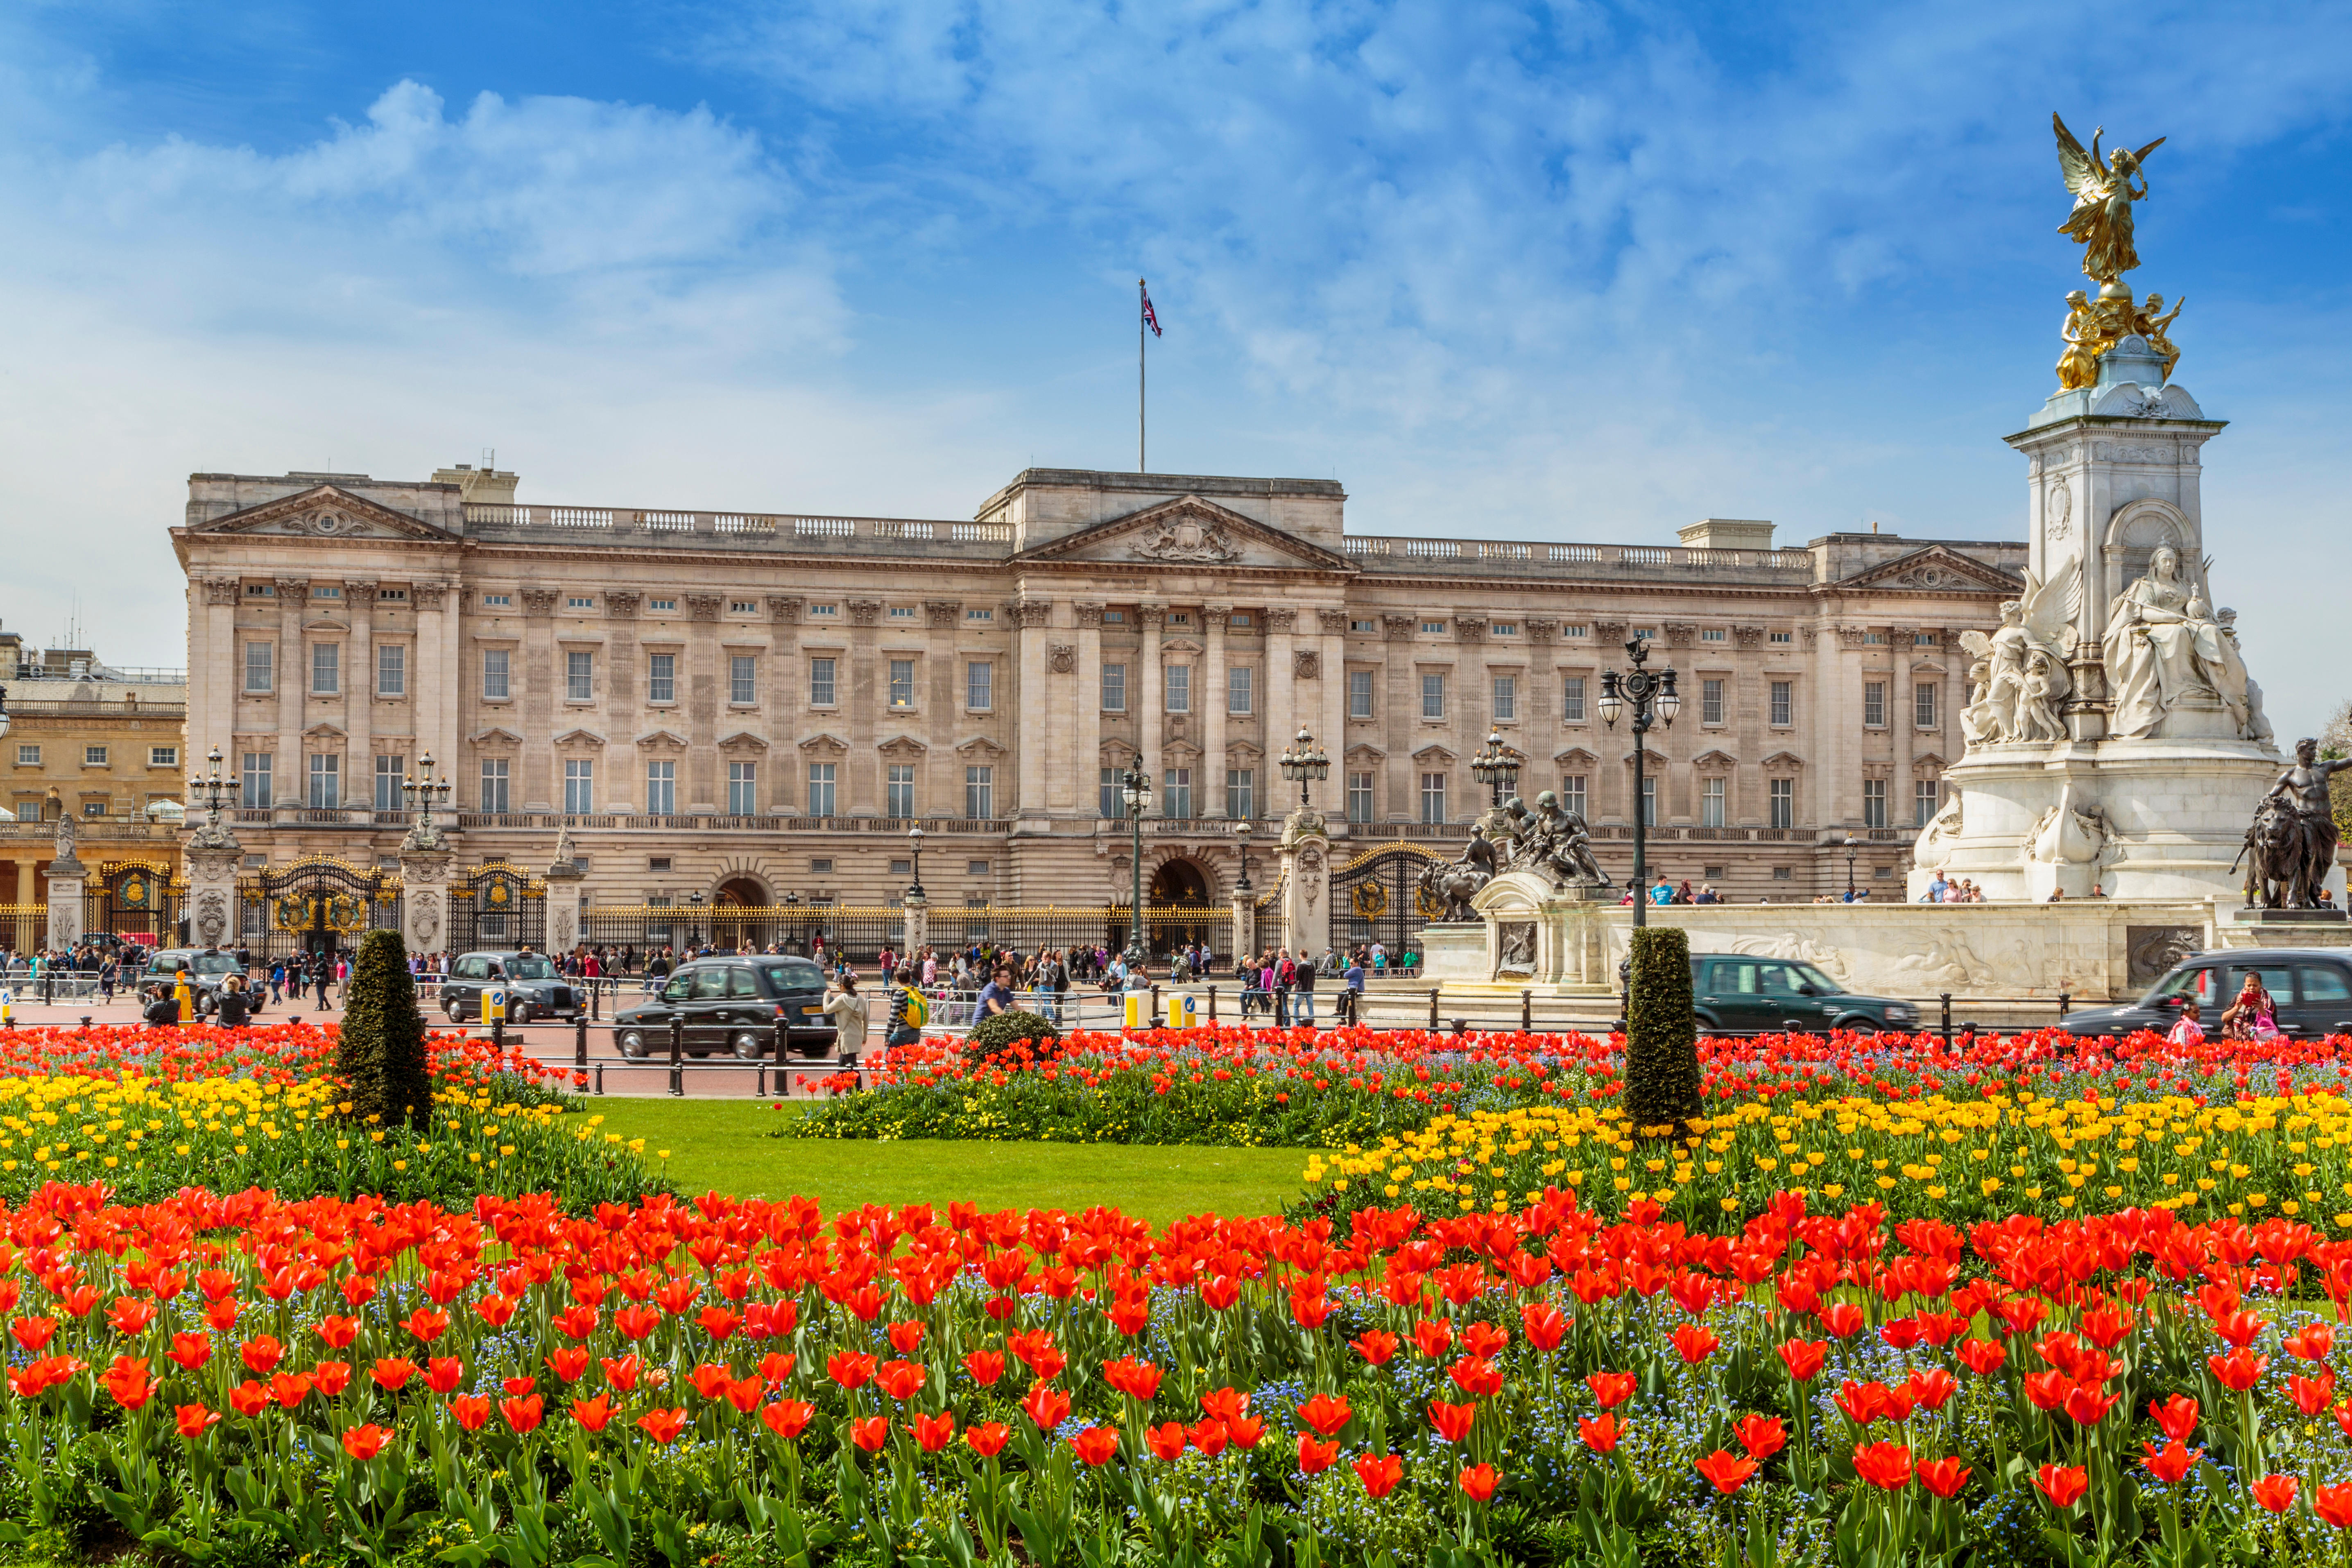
[142,948,260,1014]
[2059,948,2352,1039]
[437,951,584,1024]
[611,955,834,1061]
[1687,953,1918,1034]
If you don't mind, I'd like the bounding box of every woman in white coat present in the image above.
[819,972,870,1065]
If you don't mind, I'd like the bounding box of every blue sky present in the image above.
[2,1,2348,734]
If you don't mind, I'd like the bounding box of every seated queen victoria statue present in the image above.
[2103,545,2252,740]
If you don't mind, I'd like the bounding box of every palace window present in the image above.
[1225,768,1255,819]
[305,753,339,809]
[1863,682,1886,728]
[1349,618,1375,633]
[483,593,511,608]
[1641,776,1657,826]
[1231,613,1252,628]
[481,649,509,700]
[14,745,34,766]
[965,607,993,622]
[378,587,406,602]
[1421,673,1446,719]
[241,753,272,808]
[1702,679,1723,725]
[808,603,836,617]
[1563,675,1587,722]
[1492,675,1517,722]
[1770,777,1794,829]
[808,763,836,817]
[890,605,916,620]
[886,764,915,820]
[245,583,273,597]
[1915,682,1938,729]
[1100,664,1127,712]
[967,661,993,711]
[1228,666,1252,715]
[645,760,676,816]
[733,600,760,615]
[567,651,594,702]
[1160,767,1190,819]
[1770,680,1793,726]
[889,659,915,708]
[84,745,108,766]
[965,766,994,819]
[1915,778,1941,827]
[1863,777,1888,829]
[1100,769,1123,819]
[731,655,757,705]
[1770,630,1793,644]
[731,762,760,817]
[479,758,509,813]
[377,643,406,697]
[1349,669,1374,719]
[564,759,593,815]
[1562,775,1587,821]
[1165,665,1191,714]
[648,654,677,704]
[1102,610,1124,623]
[1863,631,1886,645]
[1347,770,1374,823]
[374,756,405,814]
[1915,631,1938,646]
[1420,772,1447,824]
[1701,776,1725,828]
[1421,620,1447,635]
[1563,624,1588,638]
[1492,622,1517,636]
[310,643,339,695]
[809,658,837,706]
[1632,627,1658,641]
[649,598,678,613]
[1701,627,1726,643]
[149,745,178,768]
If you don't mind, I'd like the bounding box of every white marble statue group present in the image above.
[1960,545,2269,747]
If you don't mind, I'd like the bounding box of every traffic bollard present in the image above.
[574,1015,588,1071]
[1939,992,1952,1046]
[491,1016,504,1054]
[1428,988,1440,1031]
[773,1016,789,1067]
[1521,989,1532,1031]
[668,1015,685,1098]
[1207,985,1217,1023]
[2058,990,2071,1020]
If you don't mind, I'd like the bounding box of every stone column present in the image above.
[1888,624,1914,836]
[1382,615,1416,820]
[519,588,561,812]
[414,582,458,790]
[275,577,309,821]
[1075,603,1104,823]
[1592,619,1628,820]
[767,597,801,812]
[1201,606,1230,817]
[901,894,930,957]
[1229,890,1256,965]
[545,830,584,953]
[684,595,725,813]
[1316,609,1349,810]
[400,838,453,959]
[1263,609,1297,772]
[1137,604,1167,792]
[194,578,240,774]
[847,599,883,816]
[1275,808,1331,959]
[346,580,378,818]
[44,826,84,950]
[1012,598,1054,822]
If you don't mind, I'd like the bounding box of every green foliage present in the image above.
[1623,925,1699,1131]
[337,928,433,1132]
[963,1007,1061,1064]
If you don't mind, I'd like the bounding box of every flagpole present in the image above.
[1138,278,1147,473]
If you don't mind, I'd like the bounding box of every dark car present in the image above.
[611,955,833,1061]
[1688,953,1919,1034]
[437,951,582,1024]
[2059,948,2352,1040]
[143,948,261,1014]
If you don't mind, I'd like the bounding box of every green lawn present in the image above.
[568,1099,1311,1224]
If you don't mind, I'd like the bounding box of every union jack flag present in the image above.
[1141,284,1162,337]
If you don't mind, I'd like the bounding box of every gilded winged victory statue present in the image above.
[2052,114,2165,284]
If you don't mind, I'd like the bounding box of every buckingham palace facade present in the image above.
[172,462,2026,919]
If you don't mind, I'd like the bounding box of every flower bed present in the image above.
[11,1182,2352,1565]
[0,1025,658,1211]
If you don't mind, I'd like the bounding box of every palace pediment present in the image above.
[187,484,461,543]
[1834,545,2022,595]
[1012,494,1352,573]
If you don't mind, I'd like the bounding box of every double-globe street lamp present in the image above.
[1278,727,1328,809]
[1597,637,1680,928]
[905,824,927,902]
[1120,763,1153,972]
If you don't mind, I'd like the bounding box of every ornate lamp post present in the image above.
[905,824,926,902]
[1120,763,1153,971]
[1831,830,1859,899]
[686,889,706,950]
[1278,727,1329,810]
[1598,637,1680,928]
[403,753,453,843]
[1470,728,1521,808]
[188,746,234,827]
[783,889,802,953]
[1233,817,1254,893]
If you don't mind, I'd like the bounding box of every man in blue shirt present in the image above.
[974,965,1018,1020]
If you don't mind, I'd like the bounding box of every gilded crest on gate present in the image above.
[1351,882,1388,921]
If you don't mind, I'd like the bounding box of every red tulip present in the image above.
[2062,1386,2118,1426]
[1226,1414,1266,1449]
[174,1402,221,1439]
[1147,1421,1188,1461]
[876,1360,926,1403]
[371,1358,417,1392]
[168,1332,211,1371]
[450,1395,492,1432]
[1819,1301,1865,1339]
[2149,1394,2198,1441]
[1351,1330,1399,1366]
[2252,1474,2298,1514]
[2208,1349,2268,1392]
[1852,1442,1913,1491]
[340,1424,392,1462]
[240,1336,284,1377]
[600,1354,641,1392]
[1071,1426,1121,1466]
[1022,1383,1071,1431]
[1694,1450,1759,1494]
[1521,1302,1568,1352]
[1428,1398,1476,1444]
[1353,1453,1403,1498]
[99,1355,154,1411]
[2314,1482,2352,1529]
[546,1346,590,1383]
[761,1399,814,1440]
[1297,1434,1339,1473]
[1297,1393,1352,1438]
[1670,1324,1720,1364]
[1919,1456,1970,1499]
[1414,1319,1454,1358]
[1458,1464,1499,1501]
[572,1393,615,1432]
[2034,1463,2088,1510]
[1586,1371,1636,1408]
[849,1415,890,1452]
[828,1352,877,1392]
[1734,1414,1786,1460]
[962,1349,1005,1386]
[2140,1440,2200,1484]
[1956,1338,2007,1376]
[312,1361,353,1398]
[500,1394,543,1434]
[965,1421,1010,1458]
[1578,1413,1622,1454]
[2286,1324,2336,1362]
[1775,1339,1827,1382]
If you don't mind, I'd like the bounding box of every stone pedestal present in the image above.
[400,847,453,957]
[182,830,244,952]
[1469,871,1615,990]
[901,895,930,957]
[1229,893,1256,964]
[1276,809,1331,959]
[544,853,584,954]
[43,861,83,951]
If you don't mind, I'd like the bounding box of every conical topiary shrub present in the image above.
[1623,925,1700,1134]
[336,928,433,1132]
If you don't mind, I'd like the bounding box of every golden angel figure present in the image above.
[2053,114,2165,283]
